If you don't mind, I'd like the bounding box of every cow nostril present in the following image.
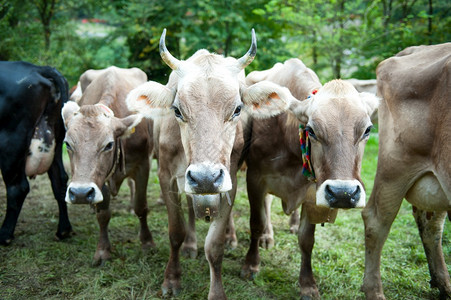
[214,169,224,184]
[350,185,360,197]
[325,185,337,204]
[86,187,95,201]
[69,188,76,202]
[186,170,198,186]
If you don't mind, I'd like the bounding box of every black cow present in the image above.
[0,61,72,245]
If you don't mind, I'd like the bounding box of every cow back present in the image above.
[376,43,451,195]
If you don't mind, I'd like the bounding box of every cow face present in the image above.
[246,79,379,208]
[127,29,291,196]
[61,102,141,204]
[296,80,379,208]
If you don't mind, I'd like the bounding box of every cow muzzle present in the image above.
[316,179,366,208]
[65,182,103,204]
[184,162,232,194]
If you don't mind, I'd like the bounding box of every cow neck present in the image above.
[104,138,123,183]
[299,124,316,182]
[298,88,318,182]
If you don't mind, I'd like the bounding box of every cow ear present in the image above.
[287,97,311,124]
[115,114,143,138]
[61,101,80,129]
[359,92,380,116]
[242,81,296,118]
[126,81,175,119]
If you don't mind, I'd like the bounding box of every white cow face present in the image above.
[61,102,141,204]
[126,29,292,196]
[246,79,379,208]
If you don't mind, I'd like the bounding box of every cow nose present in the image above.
[186,168,225,194]
[325,184,361,208]
[68,186,96,203]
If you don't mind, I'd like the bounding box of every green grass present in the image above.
[0,132,449,299]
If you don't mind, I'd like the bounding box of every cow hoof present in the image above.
[259,236,274,249]
[0,237,13,246]
[141,240,156,250]
[290,225,299,234]
[300,291,320,300]
[55,229,74,241]
[92,250,111,267]
[92,258,110,267]
[0,232,14,246]
[181,246,198,259]
[225,235,238,249]
[161,284,181,297]
[240,267,258,281]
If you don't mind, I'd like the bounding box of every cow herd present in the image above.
[0,29,449,299]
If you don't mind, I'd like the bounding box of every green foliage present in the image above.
[1,0,449,84]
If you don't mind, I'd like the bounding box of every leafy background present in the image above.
[0,0,450,85]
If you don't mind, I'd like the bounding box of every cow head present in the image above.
[61,101,142,204]
[127,29,291,198]
[246,79,379,208]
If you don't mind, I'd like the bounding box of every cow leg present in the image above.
[298,204,319,299]
[127,178,135,213]
[0,170,29,245]
[259,194,274,249]
[413,209,451,299]
[289,208,300,234]
[161,173,185,296]
[182,194,198,258]
[93,184,112,266]
[47,144,72,240]
[361,180,404,300]
[205,197,233,300]
[225,210,238,248]
[241,168,267,280]
[132,160,154,249]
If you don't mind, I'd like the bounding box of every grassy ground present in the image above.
[0,132,449,300]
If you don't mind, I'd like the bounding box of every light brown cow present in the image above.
[61,66,154,265]
[361,43,451,299]
[242,58,379,298]
[344,78,377,94]
[126,29,304,299]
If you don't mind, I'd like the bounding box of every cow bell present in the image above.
[192,194,220,222]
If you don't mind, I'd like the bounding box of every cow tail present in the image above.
[40,66,69,105]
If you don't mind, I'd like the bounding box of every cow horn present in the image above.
[159,28,181,70]
[237,28,257,70]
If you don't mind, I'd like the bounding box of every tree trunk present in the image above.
[312,30,318,67]
[224,21,232,57]
[428,0,433,44]
[33,0,56,51]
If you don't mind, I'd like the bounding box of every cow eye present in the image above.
[104,141,114,151]
[232,105,242,119]
[171,106,184,121]
[305,126,317,140]
[64,141,73,152]
[363,125,373,138]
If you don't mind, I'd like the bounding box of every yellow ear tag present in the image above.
[131,127,135,134]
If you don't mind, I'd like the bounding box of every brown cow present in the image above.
[344,78,377,95]
[61,66,154,265]
[361,43,451,299]
[126,29,305,299]
[242,58,379,298]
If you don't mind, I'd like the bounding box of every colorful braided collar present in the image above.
[299,124,316,181]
